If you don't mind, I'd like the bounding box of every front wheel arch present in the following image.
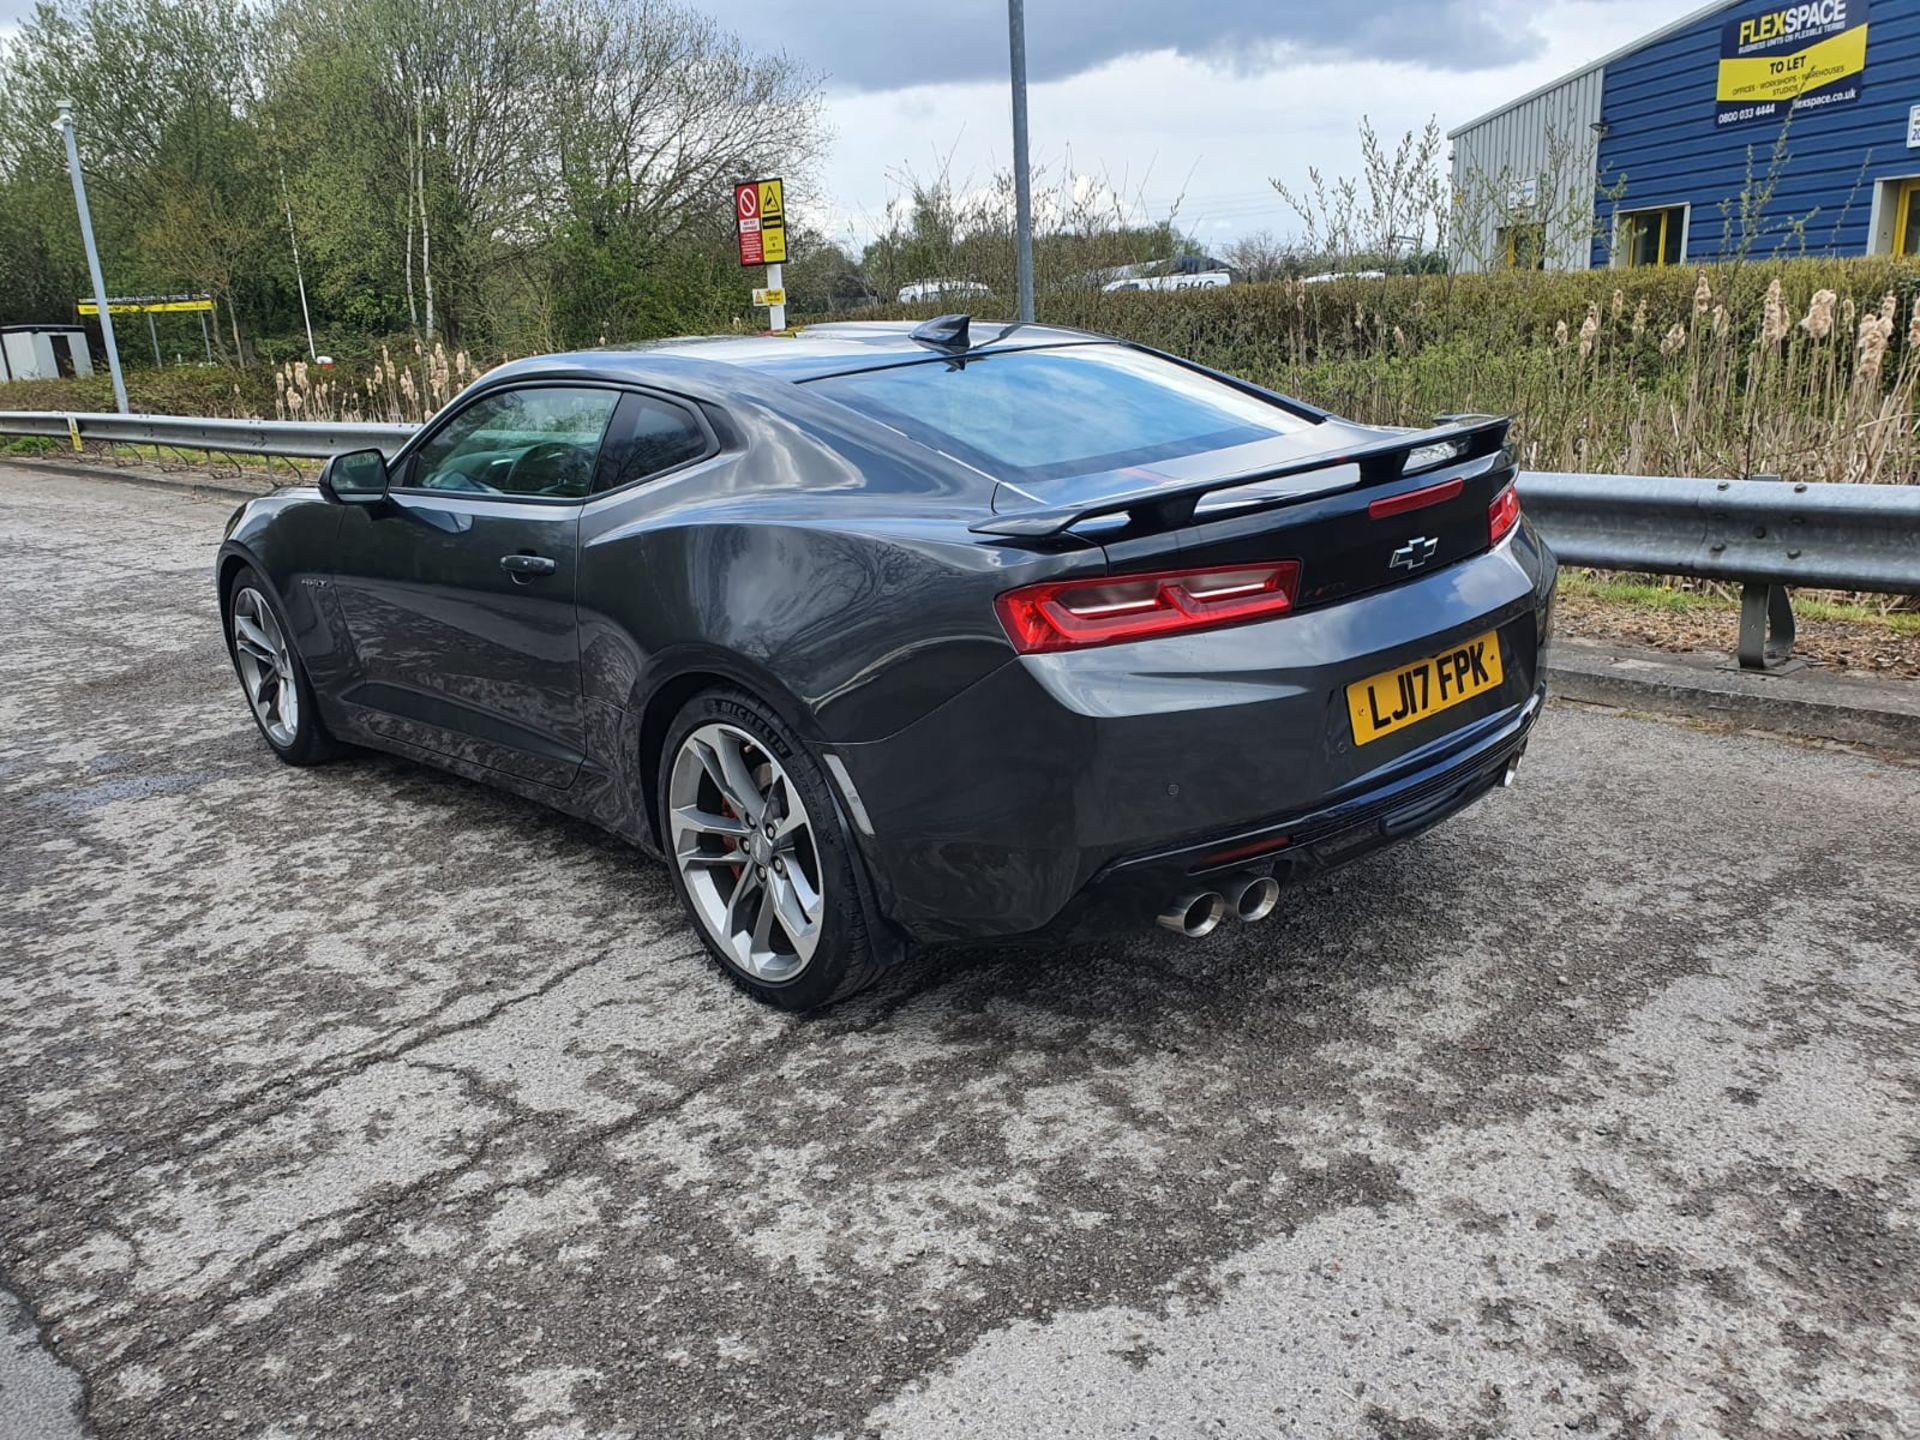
[216,545,261,622]
[222,560,344,765]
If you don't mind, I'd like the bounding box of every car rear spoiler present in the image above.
[968,415,1512,539]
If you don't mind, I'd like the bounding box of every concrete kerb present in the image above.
[6,454,279,500]
[1547,636,1920,754]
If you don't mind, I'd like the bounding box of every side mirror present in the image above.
[318,448,390,505]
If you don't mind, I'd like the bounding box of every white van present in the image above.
[1103,271,1231,293]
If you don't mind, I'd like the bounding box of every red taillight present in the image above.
[995,561,1302,654]
[1489,483,1522,546]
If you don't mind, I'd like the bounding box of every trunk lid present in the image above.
[975,416,1516,612]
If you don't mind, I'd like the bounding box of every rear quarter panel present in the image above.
[574,388,1098,744]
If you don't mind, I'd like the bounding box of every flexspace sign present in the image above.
[1716,0,1869,127]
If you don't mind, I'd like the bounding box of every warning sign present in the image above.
[735,177,787,267]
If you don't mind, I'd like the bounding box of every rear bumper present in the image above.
[1049,685,1542,940]
[833,525,1556,944]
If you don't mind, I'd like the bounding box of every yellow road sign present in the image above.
[758,179,783,218]
[752,287,787,307]
[76,298,214,316]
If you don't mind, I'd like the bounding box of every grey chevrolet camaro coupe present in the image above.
[218,316,1555,1009]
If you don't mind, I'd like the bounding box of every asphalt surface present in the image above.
[3,462,1919,1440]
[1,1282,82,1440]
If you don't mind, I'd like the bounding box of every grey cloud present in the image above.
[692,1,1548,91]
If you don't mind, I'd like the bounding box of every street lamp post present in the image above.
[265,117,318,363]
[282,167,318,362]
[1007,0,1035,323]
[54,99,128,414]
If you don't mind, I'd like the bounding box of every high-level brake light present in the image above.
[1369,476,1464,520]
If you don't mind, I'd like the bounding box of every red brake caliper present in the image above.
[720,798,744,883]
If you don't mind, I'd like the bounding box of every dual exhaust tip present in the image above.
[1157,752,1525,940]
[1157,873,1281,938]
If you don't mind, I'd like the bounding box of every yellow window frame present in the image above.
[1501,222,1545,271]
[1894,180,1920,255]
[1621,207,1682,268]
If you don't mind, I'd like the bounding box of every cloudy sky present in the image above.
[0,0,1686,249]
[688,0,1684,248]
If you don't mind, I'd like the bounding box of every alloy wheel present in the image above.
[668,722,824,982]
[231,587,300,748]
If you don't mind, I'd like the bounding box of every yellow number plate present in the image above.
[1346,631,1503,746]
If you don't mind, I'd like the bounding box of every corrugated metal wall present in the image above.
[1450,71,1605,272]
[1596,2,1920,265]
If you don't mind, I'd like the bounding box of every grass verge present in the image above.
[1558,572,1920,635]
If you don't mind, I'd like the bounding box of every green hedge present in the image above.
[827,257,1920,482]
[835,257,1920,374]
[0,367,275,418]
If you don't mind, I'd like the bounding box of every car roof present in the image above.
[581,319,1106,383]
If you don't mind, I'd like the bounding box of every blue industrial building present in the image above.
[1450,0,1920,271]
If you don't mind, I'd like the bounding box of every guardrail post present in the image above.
[1731,473,1799,673]
[1737,582,1798,671]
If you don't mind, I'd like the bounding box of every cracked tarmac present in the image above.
[2,462,1919,1439]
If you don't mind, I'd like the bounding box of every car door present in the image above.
[331,382,623,789]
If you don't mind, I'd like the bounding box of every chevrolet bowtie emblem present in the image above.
[1389,536,1440,571]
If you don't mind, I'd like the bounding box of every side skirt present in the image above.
[317,694,656,854]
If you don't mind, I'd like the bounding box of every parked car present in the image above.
[218,316,1554,1009]
[896,278,991,304]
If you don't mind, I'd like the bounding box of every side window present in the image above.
[593,392,712,494]
[407,386,620,500]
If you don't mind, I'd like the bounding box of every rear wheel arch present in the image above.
[635,659,823,851]
[653,682,902,1009]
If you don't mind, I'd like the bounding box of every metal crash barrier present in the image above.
[1,411,1916,671]
[1517,472,1920,670]
[0,410,417,460]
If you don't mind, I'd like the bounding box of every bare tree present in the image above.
[1272,117,1449,270]
[1450,121,1613,273]
[1220,230,1294,283]
[540,0,825,244]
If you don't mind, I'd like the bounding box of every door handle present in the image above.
[500,553,557,577]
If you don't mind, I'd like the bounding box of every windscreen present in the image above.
[805,344,1314,484]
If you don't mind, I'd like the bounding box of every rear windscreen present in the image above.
[805,344,1314,483]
